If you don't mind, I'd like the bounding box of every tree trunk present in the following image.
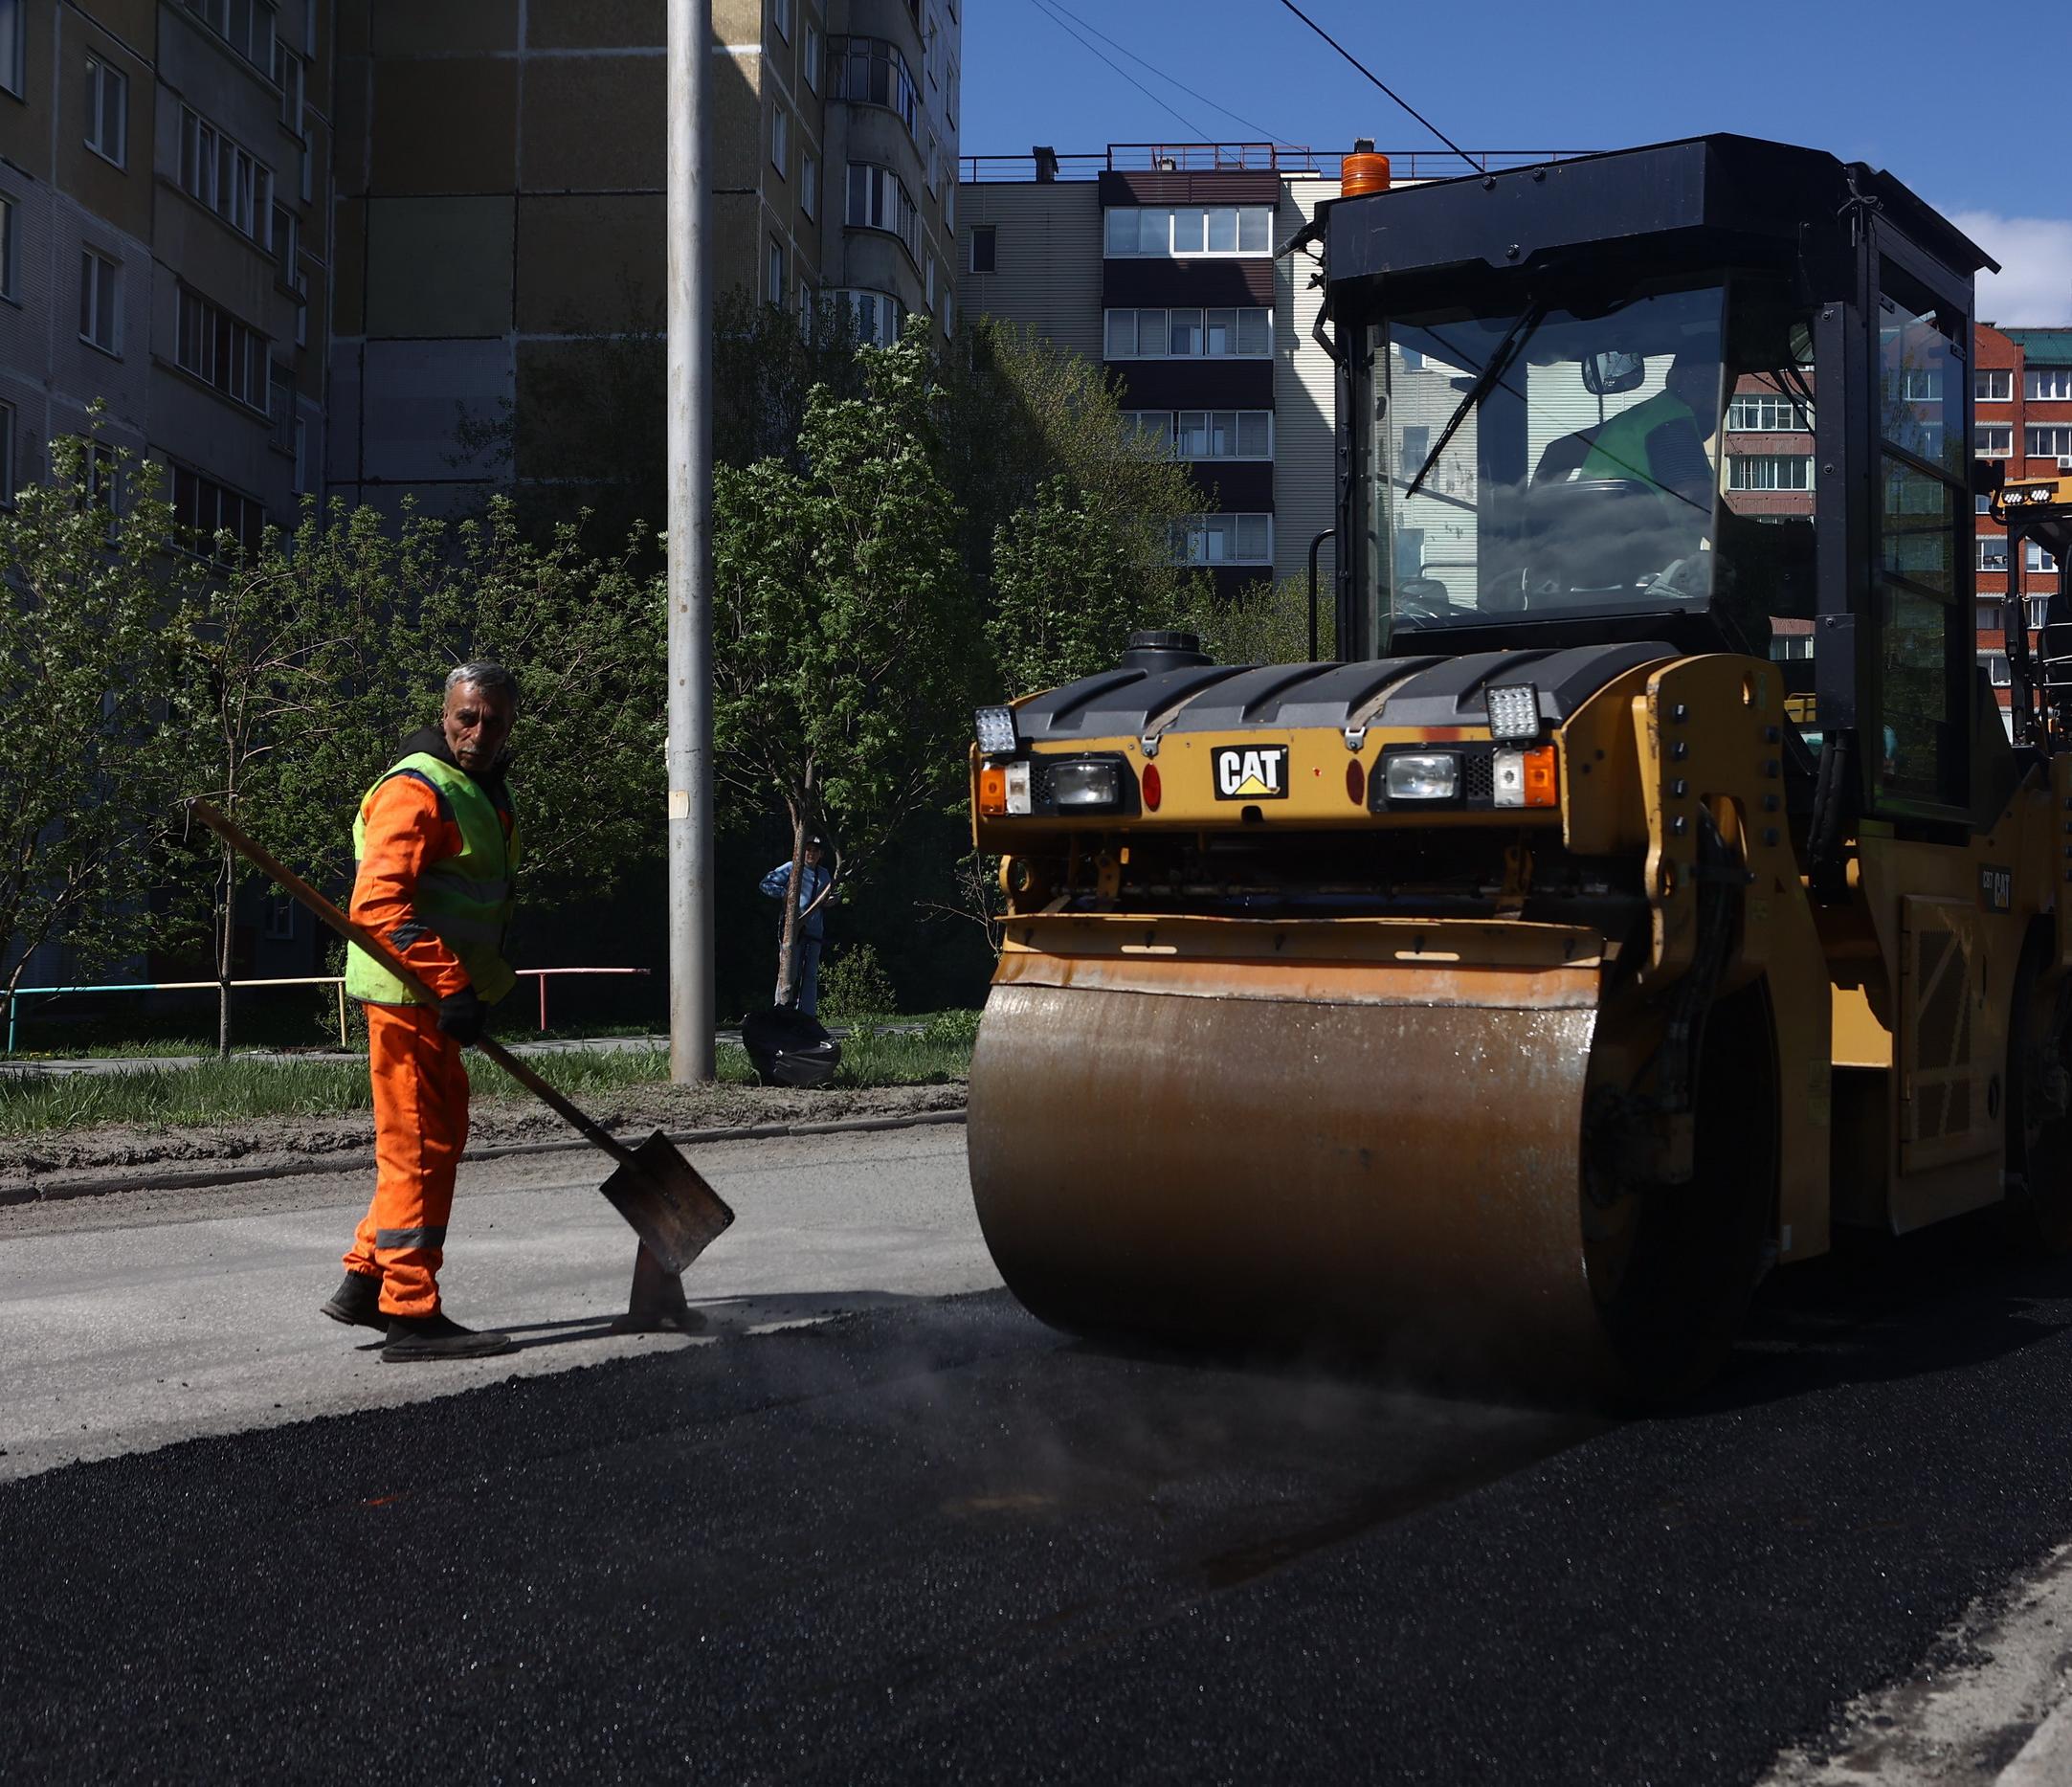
[216,841,234,1058]
[773,810,806,1009]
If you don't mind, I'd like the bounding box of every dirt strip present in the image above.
[0,1082,968,1204]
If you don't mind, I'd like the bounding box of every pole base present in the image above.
[609,1242,704,1334]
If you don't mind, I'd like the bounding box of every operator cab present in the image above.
[1326,135,2001,830]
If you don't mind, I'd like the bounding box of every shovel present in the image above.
[186,799,733,1327]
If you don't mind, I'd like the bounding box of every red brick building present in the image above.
[1974,324,2072,714]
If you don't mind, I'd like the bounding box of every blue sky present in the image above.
[961,0,2072,324]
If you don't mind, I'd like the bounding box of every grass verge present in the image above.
[0,1029,973,1138]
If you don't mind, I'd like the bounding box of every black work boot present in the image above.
[320,1272,386,1330]
[380,1311,516,1363]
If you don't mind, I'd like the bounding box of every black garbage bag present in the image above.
[741,1005,842,1088]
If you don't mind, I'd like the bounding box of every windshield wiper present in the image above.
[1403,298,1547,502]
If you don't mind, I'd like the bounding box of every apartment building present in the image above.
[327,0,961,517]
[0,0,330,542]
[1972,324,2072,702]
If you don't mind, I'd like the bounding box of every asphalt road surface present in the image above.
[5,1128,2072,1784]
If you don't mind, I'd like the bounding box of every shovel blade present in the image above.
[599,1130,735,1276]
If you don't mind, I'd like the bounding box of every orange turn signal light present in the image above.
[978,766,1008,815]
[1521,746,1558,808]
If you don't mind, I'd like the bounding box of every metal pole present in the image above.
[666,0,716,1082]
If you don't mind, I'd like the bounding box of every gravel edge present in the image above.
[0,1106,969,1205]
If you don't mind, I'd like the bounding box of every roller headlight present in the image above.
[1384,752,1460,801]
[1049,759,1123,810]
[1484,683,1541,742]
[974,704,1018,757]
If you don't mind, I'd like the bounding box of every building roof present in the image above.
[2002,327,2072,365]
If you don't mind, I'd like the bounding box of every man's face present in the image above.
[804,844,824,868]
[442,680,517,773]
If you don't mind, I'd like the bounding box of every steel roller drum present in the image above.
[968,958,1622,1390]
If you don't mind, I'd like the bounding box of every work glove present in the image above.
[436,987,486,1045]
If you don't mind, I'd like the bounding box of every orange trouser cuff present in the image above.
[344,1002,470,1318]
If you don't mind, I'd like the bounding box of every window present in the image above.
[1169,513,1273,565]
[73,438,119,519]
[2028,369,2072,401]
[925,256,935,312]
[1727,455,1814,491]
[1103,306,1270,359]
[1979,534,2010,572]
[945,173,954,235]
[1726,392,1808,432]
[801,155,817,221]
[0,0,22,97]
[174,284,268,408]
[2028,425,2072,460]
[0,399,13,506]
[1172,411,1272,458]
[268,361,293,451]
[771,104,788,174]
[1899,368,1942,401]
[969,225,995,274]
[1976,369,2013,402]
[262,894,295,941]
[273,201,300,286]
[179,108,274,245]
[78,251,120,352]
[1121,411,1172,455]
[833,37,919,136]
[182,0,277,71]
[831,287,904,346]
[1984,651,2012,688]
[804,22,819,91]
[0,191,15,302]
[845,163,920,262]
[171,463,264,554]
[1103,206,1274,258]
[2030,595,2052,631]
[767,237,785,305]
[273,41,302,131]
[84,56,126,167]
[2027,539,2061,572]
[772,0,791,39]
[1976,424,2014,458]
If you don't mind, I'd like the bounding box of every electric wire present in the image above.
[1031,0,1292,147]
[1024,0,1214,143]
[1273,0,1482,171]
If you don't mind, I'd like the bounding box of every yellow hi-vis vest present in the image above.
[345,751,519,1007]
[1578,388,1697,487]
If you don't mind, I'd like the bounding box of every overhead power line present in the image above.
[1034,0,1291,147]
[1025,0,1213,143]
[1273,0,1482,171]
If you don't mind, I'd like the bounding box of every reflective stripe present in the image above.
[421,869,512,904]
[388,921,432,949]
[375,1226,448,1251]
[419,911,505,946]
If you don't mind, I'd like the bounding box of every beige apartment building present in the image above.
[0,0,331,542]
[327,0,962,516]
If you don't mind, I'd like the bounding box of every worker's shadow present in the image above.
[492,1289,928,1351]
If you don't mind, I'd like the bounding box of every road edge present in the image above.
[0,1106,969,1206]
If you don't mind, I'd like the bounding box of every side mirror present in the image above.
[1581,350,1647,396]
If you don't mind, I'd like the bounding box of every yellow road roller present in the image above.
[965,134,2072,1397]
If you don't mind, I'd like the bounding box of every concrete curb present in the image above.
[0,1106,969,1206]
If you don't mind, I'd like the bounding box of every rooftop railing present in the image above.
[959,145,1598,184]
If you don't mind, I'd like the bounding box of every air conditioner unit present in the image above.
[2057,457,2072,472]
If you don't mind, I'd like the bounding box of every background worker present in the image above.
[1578,348,1722,520]
[319,662,523,1363]
[760,837,834,1017]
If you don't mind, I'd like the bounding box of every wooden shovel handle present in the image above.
[185,798,636,1168]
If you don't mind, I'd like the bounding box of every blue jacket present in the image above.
[760,860,833,939]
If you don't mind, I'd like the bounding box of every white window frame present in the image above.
[1975,369,2013,403]
[845,162,920,265]
[2027,369,2072,401]
[770,103,788,175]
[1169,512,1274,567]
[273,39,303,132]
[174,283,268,409]
[0,0,22,98]
[768,237,785,306]
[1103,306,1271,360]
[801,155,817,222]
[1975,423,2014,458]
[1984,650,2012,689]
[2027,425,2072,460]
[182,0,278,71]
[1726,392,1808,433]
[2030,594,2052,632]
[1978,534,2010,572]
[78,250,121,353]
[179,106,274,246]
[803,21,819,91]
[1726,454,1814,492]
[84,55,126,168]
[2027,539,2061,573]
[1171,410,1273,460]
[1104,206,1275,259]
[772,0,791,40]
[0,190,15,302]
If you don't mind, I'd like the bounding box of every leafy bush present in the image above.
[921,1007,981,1047]
[818,942,898,1019]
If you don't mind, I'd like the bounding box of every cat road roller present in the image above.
[963,133,2072,1398]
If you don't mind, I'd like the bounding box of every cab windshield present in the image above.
[1364,279,1816,654]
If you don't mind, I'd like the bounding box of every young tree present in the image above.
[0,434,195,1016]
[713,319,978,1007]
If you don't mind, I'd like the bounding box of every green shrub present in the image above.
[818,942,898,1019]
[921,1007,981,1047]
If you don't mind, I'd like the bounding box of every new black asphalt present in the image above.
[5,1216,2072,1785]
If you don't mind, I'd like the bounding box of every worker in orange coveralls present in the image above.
[318,663,523,1362]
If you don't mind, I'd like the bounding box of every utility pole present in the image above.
[665,0,716,1082]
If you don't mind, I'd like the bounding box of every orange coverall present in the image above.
[340,774,514,1317]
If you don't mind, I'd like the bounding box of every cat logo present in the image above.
[1213,744,1290,800]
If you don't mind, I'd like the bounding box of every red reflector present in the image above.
[1346,759,1366,805]
[1142,763,1162,810]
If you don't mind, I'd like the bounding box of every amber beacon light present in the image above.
[1341,139,1391,198]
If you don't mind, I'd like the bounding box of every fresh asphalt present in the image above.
[5,1149,2072,1782]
